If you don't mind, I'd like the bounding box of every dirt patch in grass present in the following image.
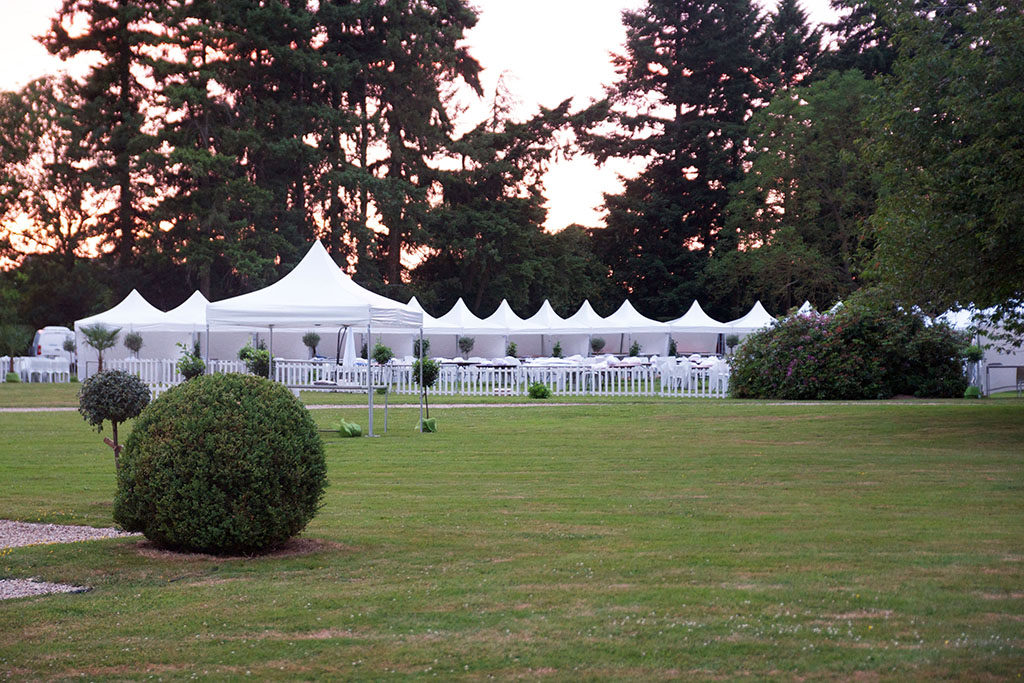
[133,537,350,561]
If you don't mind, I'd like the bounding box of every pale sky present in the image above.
[0,0,836,232]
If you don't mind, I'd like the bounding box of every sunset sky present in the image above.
[0,0,836,232]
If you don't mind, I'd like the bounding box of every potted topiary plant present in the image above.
[412,356,441,431]
[413,337,430,359]
[372,341,394,366]
[506,341,517,357]
[629,340,641,357]
[176,342,205,381]
[78,369,150,471]
[590,337,605,355]
[123,331,144,358]
[457,336,475,357]
[725,334,740,356]
[302,331,321,358]
[238,340,270,377]
[552,341,563,358]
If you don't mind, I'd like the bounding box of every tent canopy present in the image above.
[561,300,607,334]
[480,299,528,334]
[726,301,776,335]
[161,291,210,331]
[601,300,667,334]
[668,300,729,334]
[206,241,421,329]
[75,289,167,331]
[520,300,567,334]
[427,297,504,335]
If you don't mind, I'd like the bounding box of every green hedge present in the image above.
[730,308,968,400]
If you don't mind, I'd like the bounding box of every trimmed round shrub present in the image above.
[114,373,327,554]
[78,369,151,433]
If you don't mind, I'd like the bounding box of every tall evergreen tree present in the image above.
[43,0,160,267]
[764,0,823,90]
[580,0,766,319]
[412,96,574,314]
[709,70,880,316]
[149,0,320,298]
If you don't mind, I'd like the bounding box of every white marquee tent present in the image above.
[207,240,421,330]
[206,240,423,434]
[74,289,169,375]
[726,301,776,335]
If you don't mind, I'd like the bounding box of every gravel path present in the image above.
[0,520,136,549]
[1,520,138,601]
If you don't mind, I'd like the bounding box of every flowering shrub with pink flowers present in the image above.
[730,307,969,400]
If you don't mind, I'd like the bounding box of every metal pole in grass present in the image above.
[418,328,424,433]
[367,314,374,437]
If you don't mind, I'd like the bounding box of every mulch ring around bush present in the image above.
[132,537,352,561]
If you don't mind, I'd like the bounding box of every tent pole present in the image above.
[418,328,424,433]
[367,318,374,437]
[205,323,210,371]
[268,325,274,380]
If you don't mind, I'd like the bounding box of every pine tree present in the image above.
[580,0,766,319]
[412,93,571,314]
[43,0,160,267]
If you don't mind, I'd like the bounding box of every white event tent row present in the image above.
[73,240,784,403]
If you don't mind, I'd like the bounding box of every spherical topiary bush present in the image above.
[113,373,327,554]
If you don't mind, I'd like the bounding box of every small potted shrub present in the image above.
[123,331,144,358]
[506,341,518,357]
[725,334,740,356]
[413,338,430,358]
[629,340,641,357]
[457,336,475,357]
[176,342,205,380]
[412,357,441,431]
[238,341,270,377]
[372,342,394,365]
[590,337,605,355]
[302,331,321,358]
[552,341,563,358]
[78,369,151,471]
[528,381,551,399]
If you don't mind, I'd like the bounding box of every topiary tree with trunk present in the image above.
[78,369,150,471]
[123,331,143,357]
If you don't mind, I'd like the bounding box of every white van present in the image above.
[33,326,75,359]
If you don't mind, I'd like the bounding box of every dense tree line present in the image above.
[0,0,1020,340]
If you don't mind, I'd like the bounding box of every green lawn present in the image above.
[0,388,1022,679]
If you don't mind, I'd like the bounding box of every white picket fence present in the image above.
[100,358,731,399]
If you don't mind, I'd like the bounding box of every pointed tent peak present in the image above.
[570,300,599,317]
[521,299,567,332]
[407,296,424,313]
[481,299,527,332]
[726,300,776,334]
[75,288,167,330]
[668,300,728,333]
[170,290,210,311]
[561,299,607,333]
[205,240,421,328]
[162,290,211,328]
[601,299,666,333]
[797,300,815,315]
[120,289,164,312]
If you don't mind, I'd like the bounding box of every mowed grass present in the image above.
[0,392,1022,679]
